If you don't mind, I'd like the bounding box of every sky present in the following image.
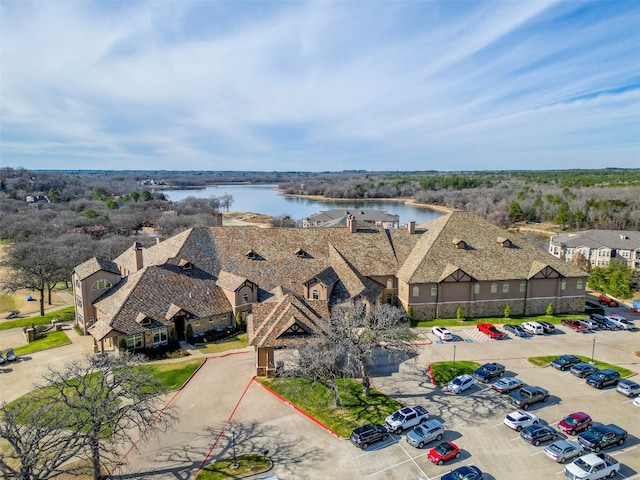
[1,1,639,172]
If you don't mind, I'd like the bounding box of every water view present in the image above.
[160,184,443,224]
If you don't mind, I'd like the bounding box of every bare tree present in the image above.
[40,352,177,480]
[0,397,87,480]
[328,302,414,397]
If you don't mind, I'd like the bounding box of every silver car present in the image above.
[544,439,584,463]
[616,379,640,397]
[406,419,444,448]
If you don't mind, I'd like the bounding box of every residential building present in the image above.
[303,209,400,229]
[549,230,640,270]
[72,211,587,375]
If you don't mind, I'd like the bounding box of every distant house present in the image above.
[549,230,640,270]
[72,211,587,376]
[303,209,400,229]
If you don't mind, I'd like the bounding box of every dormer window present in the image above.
[91,279,112,290]
[245,250,261,260]
[452,238,467,249]
[497,237,513,248]
[178,259,193,270]
[135,313,152,326]
[294,248,308,258]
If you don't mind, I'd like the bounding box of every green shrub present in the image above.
[546,303,554,316]
[185,324,194,344]
[456,307,463,320]
[504,305,511,318]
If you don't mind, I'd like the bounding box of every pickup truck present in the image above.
[509,386,549,410]
[597,294,618,307]
[564,452,620,480]
[473,362,505,383]
[385,405,430,434]
[578,424,627,452]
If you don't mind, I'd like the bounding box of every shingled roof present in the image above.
[552,229,640,250]
[397,211,586,283]
[74,257,120,280]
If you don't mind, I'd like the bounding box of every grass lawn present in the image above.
[0,306,75,331]
[527,355,635,377]
[197,453,271,480]
[259,377,404,438]
[199,333,248,354]
[138,358,205,391]
[0,293,20,312]
[429,361,481,386]
[13,330,72,355]
[411,314,586,328]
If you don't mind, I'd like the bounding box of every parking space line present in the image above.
[363,457,422,479]
[395,434,429,480]
[529,450,546,456]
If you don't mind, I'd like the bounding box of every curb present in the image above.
[254,379,341,439]
[427,364,436,386]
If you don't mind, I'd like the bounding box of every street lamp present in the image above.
[453,344,457,373]
[231,425,238,469]
[590,338,596,365]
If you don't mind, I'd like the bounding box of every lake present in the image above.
[159,184,443,224]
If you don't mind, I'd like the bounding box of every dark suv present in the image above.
[350,424,389,449]
[586,369,620,389]
[551,355,581,371]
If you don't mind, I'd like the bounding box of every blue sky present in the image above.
[1,0,638,171]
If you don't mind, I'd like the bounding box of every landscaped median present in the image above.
[13,330,71,355]
[527,355,635,377]
[257,377,404,438]
[429,361,482,385]
[196,453,272,480]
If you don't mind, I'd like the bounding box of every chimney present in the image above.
[214,212,223,227]
[133,242,143,272]
[407,221,416,234]
[347,214,356,233]
[156,237,161,245]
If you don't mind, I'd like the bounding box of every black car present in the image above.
[350,424,389,449]
[550,355,581,371]
[521,424,558,446]
[538,321,556,333]
[473,362,505,383]
[442,465,484,480]
[586,369,620,389]
[589,314,618,330]
[503,324,526,337]
[570,362,599,378]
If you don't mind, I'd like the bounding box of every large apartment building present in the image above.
[73,211,587,374]
[549,230,640,270]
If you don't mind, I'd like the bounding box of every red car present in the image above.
[598,294,618,307]
[428,441,460,465]
[558,412,592,435]
[477,323,504,339]
[561,319,588,332]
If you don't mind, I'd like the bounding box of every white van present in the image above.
[522,321,544,335]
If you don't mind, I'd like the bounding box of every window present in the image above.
[209,317,213,322]
[77,313,84,325]
[387,278,393,289]
[91,279,112,290]
[75,278,80,289]
[520,281,526,293]
[312,289,319,300]
[503,283,509,293]
[386,293,393,304]
[431,285,437,297]
[474,283,480,295]
[194,320,200,327]
[126,333,143,349]
[242,293,249,303]
[76,295,83,308]
[561,280,566,291]
[577,279,583,290]
[491,283,497,294]
[152,328,168,345]
[412,286,419,297]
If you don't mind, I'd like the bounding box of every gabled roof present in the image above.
[397,211,586,283]
[552,229,640,250]
[74,257,120,280]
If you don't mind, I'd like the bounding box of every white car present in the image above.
[606,314,635,330]
[431,326,453,341]
[522,321,544,335]
[447,374,475,394]
[634,396,640,408]
[503,410,539,431]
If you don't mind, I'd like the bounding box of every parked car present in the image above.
[633,396,640,407]
[504,410,539,431]
[580,317,600,330]
[606,314,635,330]
[538,321,556,334]
[447,374,475,394]
[597,294,618,307]
[570,363,599,378]
[476,322,504,339]
[432,326,453,341]
[616,379,640,397]
[441,465,484,480]
[522,321,544,335]
[0,351,4,365]
[427,441,460,465]
[564,452,620,479]
[544,439,584,463]
[350,424,389,449]
[585,369,620,389]
[521,424,558,446]
[503,324,527,337]
[578,424,627,452]
[492,377,523,394]
[406,419,444,448]
[473,362,505,383]
[561,319,588,332]
[589,314,617,330]
[385,405,430,434]
[5,310,20,319]
[551,355,581,371]
[510,385,549,410]
[558,412,592,435]
[5,348,16,362]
